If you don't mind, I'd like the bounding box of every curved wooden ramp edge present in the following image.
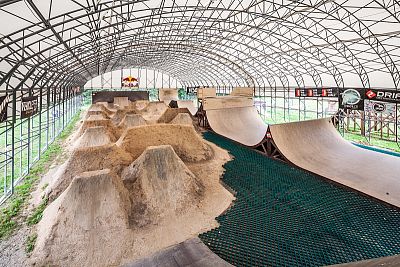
[206,106,268,148]
[123,238,233,267]
[269,118,400,208]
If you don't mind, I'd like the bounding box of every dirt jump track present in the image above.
[206,104,400,207]
[31,101,234,266]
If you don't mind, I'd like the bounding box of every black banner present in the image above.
[365,88,400,104]
[21,96,39,119]
[339,88,364,110]
[295,88,338,97]
[0,95,9,122]
[92,91,149,103]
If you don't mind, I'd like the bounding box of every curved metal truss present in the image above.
[1,0,400,92]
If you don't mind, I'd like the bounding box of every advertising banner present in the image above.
[339,88,364,110]
[122,76,139,88]
[365,89,400,104]
[365,101,396,115]
[295,88,338,97]
[0,95,9,122]
[21,96,39,119]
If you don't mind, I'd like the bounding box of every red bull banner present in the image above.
[122,76,139,88]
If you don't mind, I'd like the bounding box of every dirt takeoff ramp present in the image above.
[269,118,400,207]
[206,106,268,147]
[32,169,133,267]
[74,126,112,149]
[122,145,204,226]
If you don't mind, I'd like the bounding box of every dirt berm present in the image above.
[117,124,213,162]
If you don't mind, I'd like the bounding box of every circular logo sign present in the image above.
[372,102,386,112]
[342,89,361,105]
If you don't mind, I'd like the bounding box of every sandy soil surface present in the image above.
[1,102,234,267]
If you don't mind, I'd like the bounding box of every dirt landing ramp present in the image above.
[32,169,133,267]
[48,144,133,201]
[122,145,204,226]
[117,124,213,162]
[118,114,147,129]
[137,101,168,122]
[206,106,268,147]
[177,100,198,116]
[170,113,193,125]
[123,238,233,267]
[78,116,120,142]
[131,100,150,111]
[157,108,192,123]
[111,109,137,125]
[74,126,112,148]
[269,118,400,207]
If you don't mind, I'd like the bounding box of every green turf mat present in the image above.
[199,132,400,267]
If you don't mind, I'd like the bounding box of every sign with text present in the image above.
[365,89,400,104]
[21,96,39,119]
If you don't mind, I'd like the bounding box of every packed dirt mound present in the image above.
[48,144,133,201]
[111,109,137,125]
[78,116,120,141]
[117,124,213,162]
[157,108,192,123]
[137,101,168,122]
[131,100,149,111]
[32,169,133,267]
[122,145,204,226]
[118,114,147,129]
[114,97,130,108]
[86,110,110,119]
[170,113,193,125]
[74,126,112,148]
[96,102,118,114]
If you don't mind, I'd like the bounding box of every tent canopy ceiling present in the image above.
[0,0,399,90]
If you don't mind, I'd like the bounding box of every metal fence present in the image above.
[0,95,83,204]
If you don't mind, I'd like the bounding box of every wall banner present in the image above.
[21,96,39,119]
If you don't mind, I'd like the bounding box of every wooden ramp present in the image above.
[177,100,198,116]
[269,118,400,207]
[123,238,233,267]
[206,106,268,147]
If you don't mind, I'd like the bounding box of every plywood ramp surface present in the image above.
[269,118,400,207]
[231,87,254,97]
[177,100,198,116]
[197,87,216,99]
[206,106,268,147]
[203,96,253,111]
[123,238,233,267]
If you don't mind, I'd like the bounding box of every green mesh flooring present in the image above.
[199,132,400,267]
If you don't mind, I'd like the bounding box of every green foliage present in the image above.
[0,111,82,239]
[26,198,48,226]
[25,233,37,253]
